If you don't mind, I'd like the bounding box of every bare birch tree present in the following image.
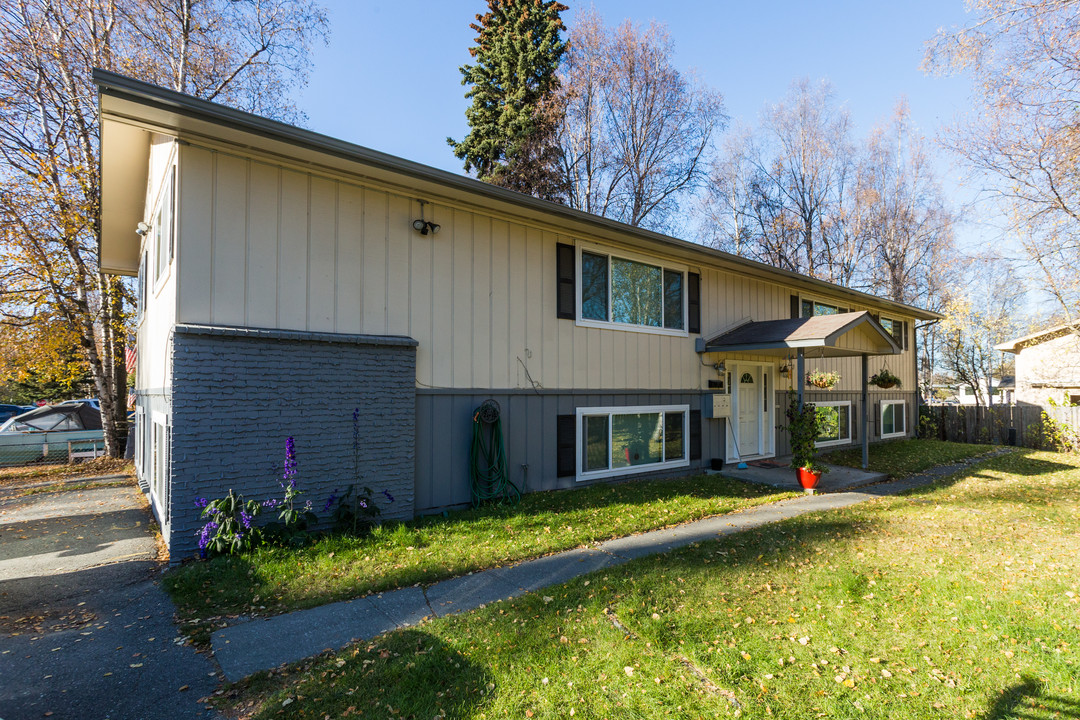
[925,0,1080,321]
[558,11,726,232]
[0,0,327,455]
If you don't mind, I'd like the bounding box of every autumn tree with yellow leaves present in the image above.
[0,0,327,456]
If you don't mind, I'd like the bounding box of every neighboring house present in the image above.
[96,71,940,558]
[951,376,1015,406]
[997,325,1080,406]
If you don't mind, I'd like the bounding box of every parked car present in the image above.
[0,404,35,424]
[0,401,105,466]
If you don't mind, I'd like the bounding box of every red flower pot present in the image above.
[797,467,822,490]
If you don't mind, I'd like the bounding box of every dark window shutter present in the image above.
[790,294,799,319]
[556,243,575,320]
[689,410,702,461]
[687,272,701,334]
[873,401,881,437]
[557,414,576,477]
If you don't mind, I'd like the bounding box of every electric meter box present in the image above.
[703,393,731,419]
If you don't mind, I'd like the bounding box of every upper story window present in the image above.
[801,298,843,318]
[878,315,909,350]
[881,400,906,438]
[153,166,175,284]
[578,245,687,334]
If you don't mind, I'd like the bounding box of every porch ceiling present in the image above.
[695,311,900,358]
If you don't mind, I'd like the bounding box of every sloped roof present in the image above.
[92,70,941,322]
[995,324,1080,353]
[696,311,900,357]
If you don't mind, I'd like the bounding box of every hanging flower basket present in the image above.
[806,369,840,390]
[869,368,902,389]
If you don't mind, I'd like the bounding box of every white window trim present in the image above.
[881,400,907,439]
[575,242,689,337]
[152,164,176,294]
[814,400,852,448]
[575,404,690,482]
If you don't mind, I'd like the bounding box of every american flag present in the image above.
[125,346,137,373]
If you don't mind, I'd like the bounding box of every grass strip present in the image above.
[222,448,1080,719]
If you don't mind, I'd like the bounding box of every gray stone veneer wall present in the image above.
[168,324,417,559]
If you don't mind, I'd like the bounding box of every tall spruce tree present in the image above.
[449,0,568,200]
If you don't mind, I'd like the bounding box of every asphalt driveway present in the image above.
[0,478,222,720]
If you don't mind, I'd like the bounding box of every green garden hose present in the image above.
[469,399,520,507]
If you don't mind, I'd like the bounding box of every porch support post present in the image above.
[861,353,869,470]
[796,348,805,409]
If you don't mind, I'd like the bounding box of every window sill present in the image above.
[815,438,850,448]
[881,431,906,439]
[575,318,688,338]
[577,458,689,483]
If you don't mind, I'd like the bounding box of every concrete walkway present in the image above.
[720,456,887,492]
[0,481,223,720]
[212,448,1012,681]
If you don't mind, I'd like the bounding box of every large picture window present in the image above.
[577,405,689,480]
[579,246,686,333]
[815,401,851,447]
[881,400,906,439]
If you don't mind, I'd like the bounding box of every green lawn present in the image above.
[822,438,994,477]
[164,474,793,635]
[223,448,1080,719]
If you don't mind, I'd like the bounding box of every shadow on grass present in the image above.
[247,629,492,720]
[984,675,1080,719]
[896,449,1080,500]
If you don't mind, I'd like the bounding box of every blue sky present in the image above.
[295,1,980,232]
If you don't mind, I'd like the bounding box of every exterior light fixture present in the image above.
[412,199,440,235]
[135,221,150,236]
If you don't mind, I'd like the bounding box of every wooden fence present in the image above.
[919,404,1080,449]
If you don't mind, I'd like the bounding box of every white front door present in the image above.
[737,366,761,457]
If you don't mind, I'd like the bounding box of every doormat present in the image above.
[748,459,785,468]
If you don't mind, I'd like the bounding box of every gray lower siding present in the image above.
[415,390,723,514]
[167,324,417,559]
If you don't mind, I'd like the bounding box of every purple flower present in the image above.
[240,511,253,529]
[323,490,339,513]
[381,489,394,503]
[283,436,298,489]
[304,500,312,512]
[206,506,220,516]
[198,520,220,551]
[262,497,280,509]
[194,497,209,508]
[358,498,368,509]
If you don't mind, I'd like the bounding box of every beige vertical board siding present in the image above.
[471,216,492,388]
[524,227,544,386]
[277,170,309,330]
[335,184,364,334]
[307,176,337,331]
[429,204,453,387]
[386,195,412,335]
[506,222,527,388]
[488,219,511,388]
[361,188,388,335]
[409,200,434,386]
[540,234,559,385]
[178,145,213,324]
[172,145,927,394]
[452,209,474,388]
[212,154,247,327]
[246,162,280,329]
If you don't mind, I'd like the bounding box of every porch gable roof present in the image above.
[695,311,900,357]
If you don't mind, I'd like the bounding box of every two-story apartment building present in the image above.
[96,71,939,558]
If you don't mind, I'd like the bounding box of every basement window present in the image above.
[577,405,689,480]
